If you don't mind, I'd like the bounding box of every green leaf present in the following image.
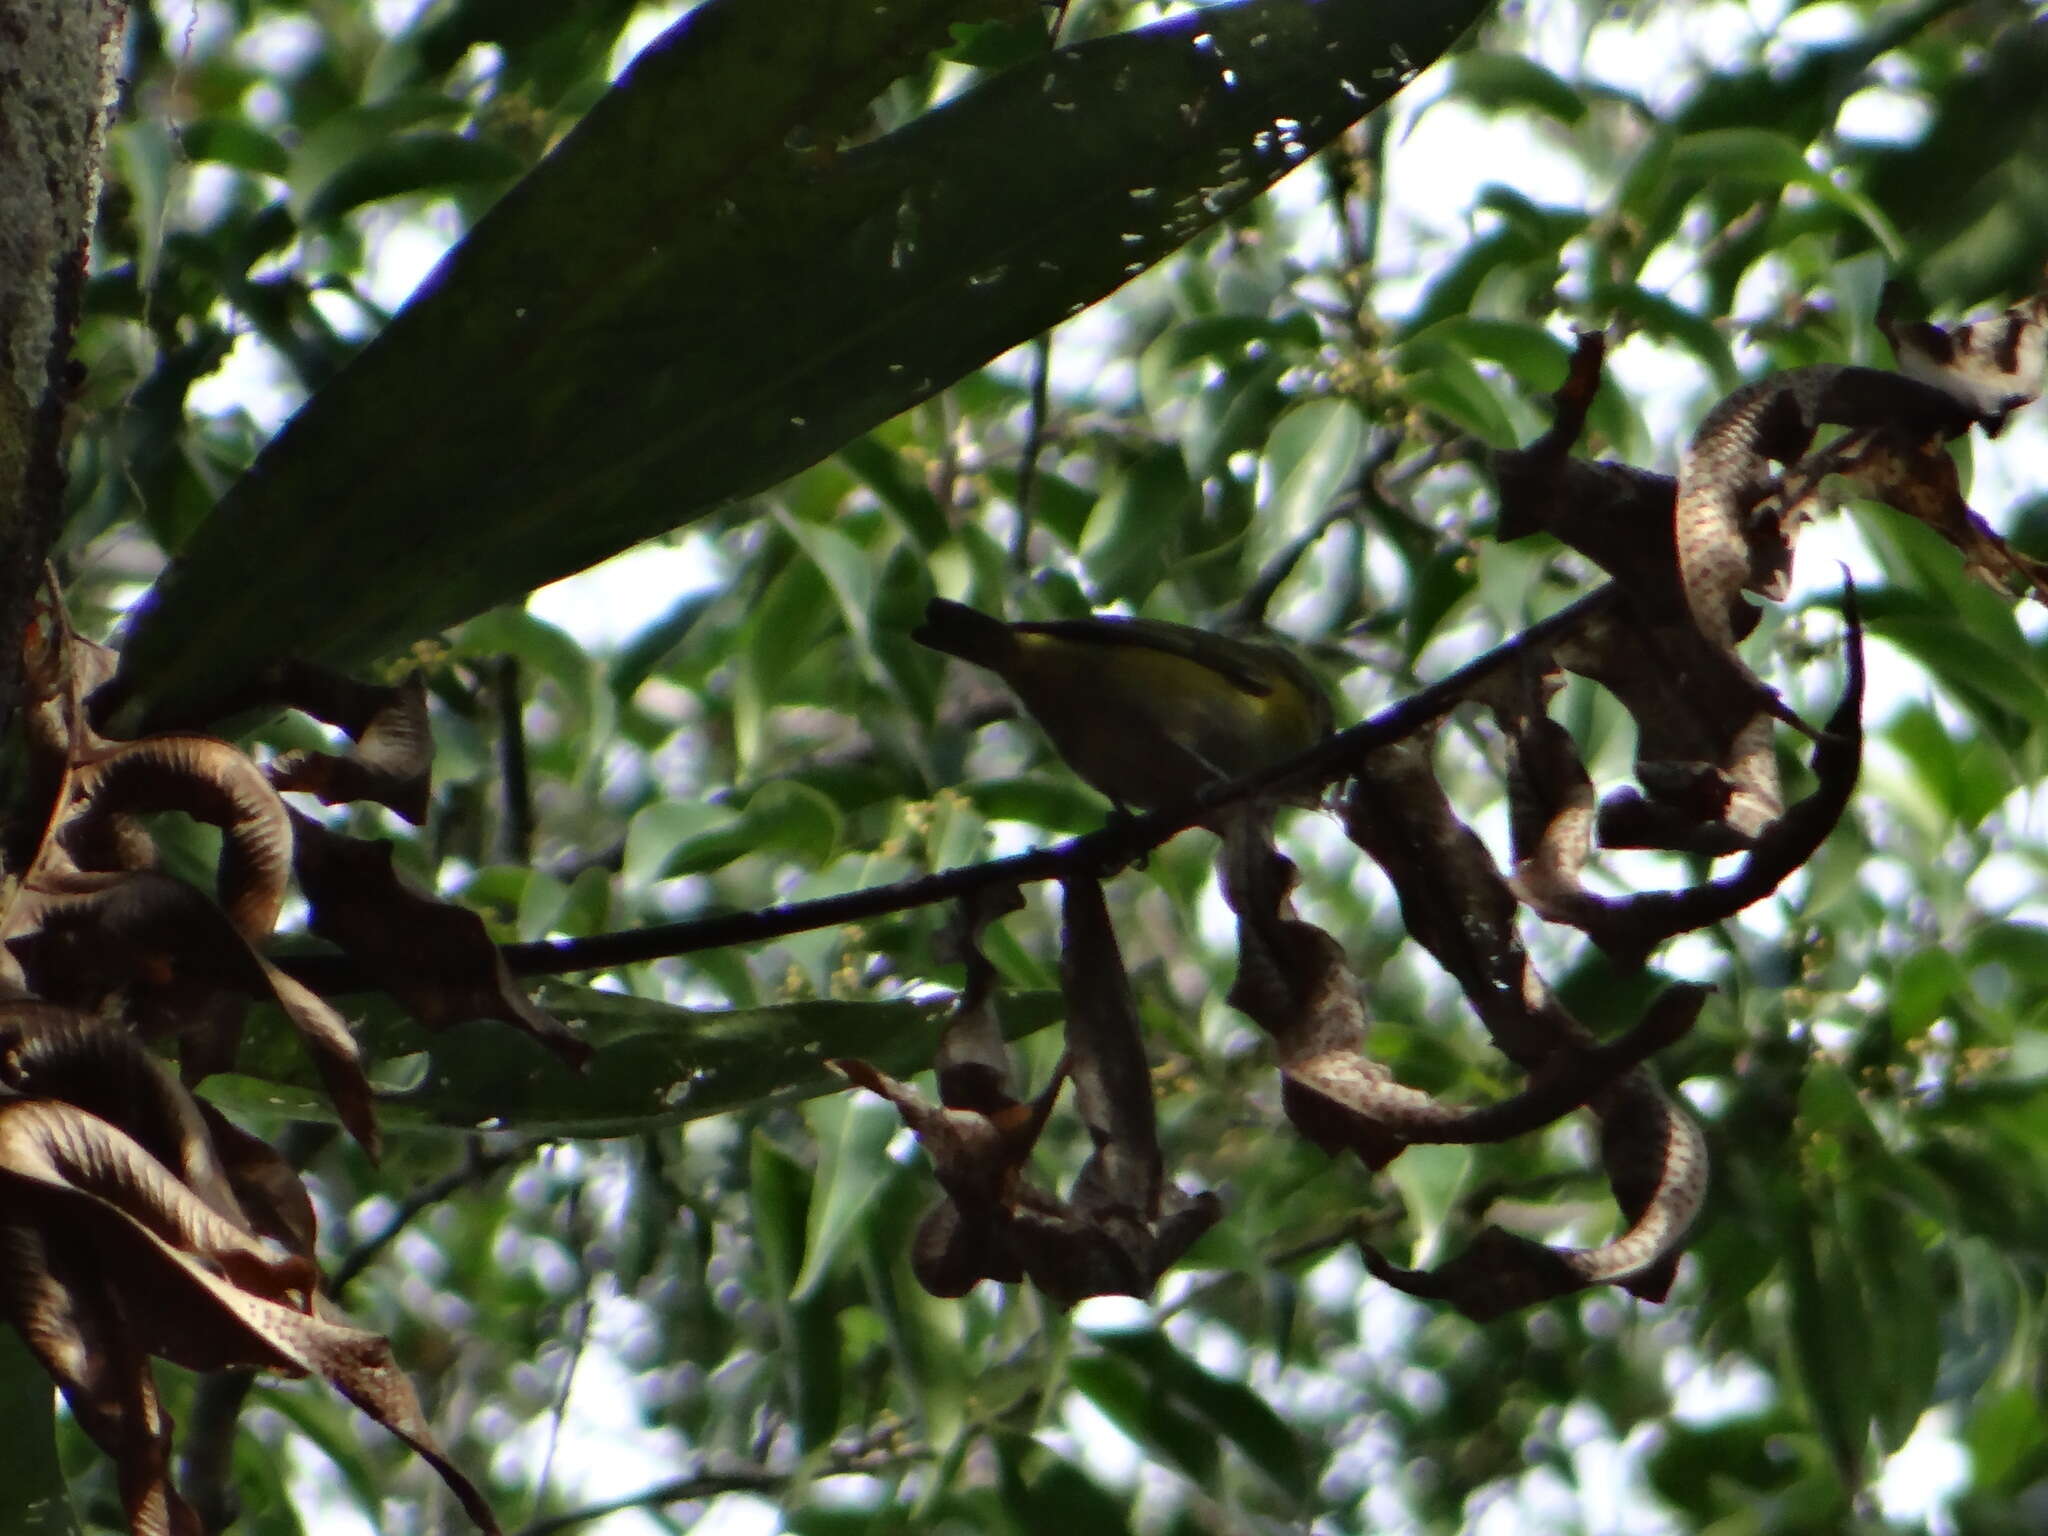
[960,774,1111,833]
[1964,1387,2048,1494]
[212,983,1066,1137]
[1067,1353,1220,1487]
[0,1332,78,1536]
[1088,1325,1310,1501]
[1889,947,1969,1034]
[750,1131,843,1450]
[621,800,727,887]
[1781,1197,1872,1490]
[109,0,1490,730]
[778,511,885,683]
[994,1434,1134,1534]
[1395,335,1518,445]
[1260,396,1366,556]
[1666,128,1904,260]
[793,1090,905,1300]
[1836,1188,1938,1454]
[1083,445,1198,604]
[180,117,291,178]
[301,131,524,224]
[839,432,947,554]
[1439,52,1586,125]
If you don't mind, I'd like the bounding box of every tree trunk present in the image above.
[0,0,125,724]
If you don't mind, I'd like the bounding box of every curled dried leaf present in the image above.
[290,814,588,1068]
[0,1215,195,1536]
[0,1094,496,1532]
[1359,1067,1710,1321]
[0,1002,244,1225]
[1222,810,1702,1174]
[1528,586,1864,971]
[4,869,379,1156]
[267,670,433,825]
[62,734,294,944]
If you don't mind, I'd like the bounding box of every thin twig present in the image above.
[1010,333,1054,569]
[178,1370,258,1534]
[1230,426,1399,627]
[509,1453,923,1536]
[493,653,534,866]
[327,1139,532,1298]
[534,1180,591,1510]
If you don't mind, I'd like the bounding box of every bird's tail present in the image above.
[913,598,1016,669]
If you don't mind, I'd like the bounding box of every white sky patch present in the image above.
[1878,1406,1973,1529]
[529,530,728,648]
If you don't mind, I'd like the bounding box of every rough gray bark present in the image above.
[0,0,125,725]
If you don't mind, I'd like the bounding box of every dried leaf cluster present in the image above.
[0,624,592,1533]
[845,289,2048,1320]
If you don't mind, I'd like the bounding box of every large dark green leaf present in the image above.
[109,0,1487,730]
[211,981,1065,1137]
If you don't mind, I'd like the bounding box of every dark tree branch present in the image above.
[178,1370,257,1535]
[1010,332,1054,568]
[492,654,535,867]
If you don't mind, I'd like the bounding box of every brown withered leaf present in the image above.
[839,878,1222,1306]
[289,812,588,1067]
[928,885,1027,1112]
[834,892,1071,1300]
[266,668,433,825]
[1057,874,1163,1219]
[0,1214,194,1536]
[0,1096,496,1532]
[1493,332,1698,621]
[1220,810,1698,1170]
[4,869,380,1157]
[61,734,295,944]
[1553,607,1780,854]
[196,1100,319,1261]
[0,1001,245,1225]
[1358,1060,1711,1320]
[1526,585,1865,972]
[829,1054,1062,1297]
[1324,749,1712,1313]
[1488,334,1783,851]
[1764,423,2048,606]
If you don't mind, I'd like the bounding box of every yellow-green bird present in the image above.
[913,598,1335,812]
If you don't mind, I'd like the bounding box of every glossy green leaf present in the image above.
[793,1090,905,1300]
[1082,445,1199,603]
[1260,396,1367,555]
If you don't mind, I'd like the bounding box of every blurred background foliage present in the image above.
[36,0,2048,1531]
